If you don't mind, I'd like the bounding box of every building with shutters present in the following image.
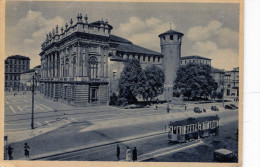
[5,55,30,91]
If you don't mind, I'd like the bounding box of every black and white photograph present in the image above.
[1,0,244,166]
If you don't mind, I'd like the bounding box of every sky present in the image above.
[5,1,240,70]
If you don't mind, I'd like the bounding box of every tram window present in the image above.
[195,124,198,131]
[198,124,201,130]
[205,122,209,129]
[191,125,194,133]
[173,127,177,134]
[182,126,186,134]
[177,127,181,134]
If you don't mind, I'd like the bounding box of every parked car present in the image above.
[230,104,238,109]
[213,149,237,162]
[225,104,235,110]
[193,107,202,113]
[211,106,219,111]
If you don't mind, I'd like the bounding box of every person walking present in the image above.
[125,147,131,161]
[132,147,137,161]
[24,143,30,158]
[6,145,14,160]
[116,145,120,160]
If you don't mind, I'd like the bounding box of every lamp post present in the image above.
[167,87,170,113]
[31,71,38,129]
[165,84,172,114]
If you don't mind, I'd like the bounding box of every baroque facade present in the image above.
[5,55,30,91]
[39,14,179,106]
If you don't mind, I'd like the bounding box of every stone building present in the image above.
[5,55,30,91]
[39,14,171,106]
[159,30,184,101]
[224,67,239,96]
[20,65,41,91]
[180,55,211,66]
[212,68,225,87]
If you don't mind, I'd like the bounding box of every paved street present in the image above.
[4,91,239,161]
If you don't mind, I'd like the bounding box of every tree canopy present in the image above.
[118,58,145,104]
[141,65,165,101]
[173,63,218,100]
[118,59,165,104]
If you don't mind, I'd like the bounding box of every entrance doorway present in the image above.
[90,87,98,102]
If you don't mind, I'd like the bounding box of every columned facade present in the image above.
[39,13,111,106]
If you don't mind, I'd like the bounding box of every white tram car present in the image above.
[168,115,220,143]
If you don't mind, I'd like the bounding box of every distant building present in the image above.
[5,55,30,91]
[224,67,239,96]
[212,68,225,87]
[20,65,41,91]
[180,55,211,66]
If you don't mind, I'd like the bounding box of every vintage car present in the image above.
[213,149,237,162]
[211,106,219,111]
[194,107,202,113]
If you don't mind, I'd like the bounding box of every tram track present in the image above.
[31,131,167,160]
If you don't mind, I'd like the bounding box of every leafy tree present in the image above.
[118,58,145,104]
[109,92,118,106]
[174,63,218,100]
[141,65,165,101]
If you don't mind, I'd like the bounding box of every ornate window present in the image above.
[65,58,69,77]
[73,56,76,77]
[89,56,98,79]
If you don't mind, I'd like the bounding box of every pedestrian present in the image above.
[132,147,137,161]
[116,145,120,160]
[185,105,187,110]
[6,145,14,160]
[24,143,30,158]
[125,147,131,161]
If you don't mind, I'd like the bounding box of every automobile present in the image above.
[225,104,236,110]
[213,149,238,162]
[230,104,238,109]
[193,107,202,113]
[211,106,219,111]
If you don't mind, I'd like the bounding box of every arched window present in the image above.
[65,58,69,77]
[73,56,76,77]
[89,56,98,79]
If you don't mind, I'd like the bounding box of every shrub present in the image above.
[109,92,118,106]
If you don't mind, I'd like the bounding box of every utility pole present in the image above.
[31,74,35,129]
[167,87,170,113]
[222,85,225,107]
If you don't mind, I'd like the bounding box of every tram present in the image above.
[168,115,220,143]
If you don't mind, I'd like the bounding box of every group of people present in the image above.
[5,143,30,160]
[116,145,138,161]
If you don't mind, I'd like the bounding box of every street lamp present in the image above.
[165,84,172,114]
[167,87,170,114]
[31,71,38,129]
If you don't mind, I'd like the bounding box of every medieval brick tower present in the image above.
[159,29,184,101]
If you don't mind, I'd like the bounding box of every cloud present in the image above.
[191,41,239,70]
[185,20,239,70]
[6,10,65,68]
[115,17,174,52]
[187,20,239,49]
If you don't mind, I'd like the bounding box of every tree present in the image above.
[141,65,165,101]
[174,63,218,100]
[118,58,145,104]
